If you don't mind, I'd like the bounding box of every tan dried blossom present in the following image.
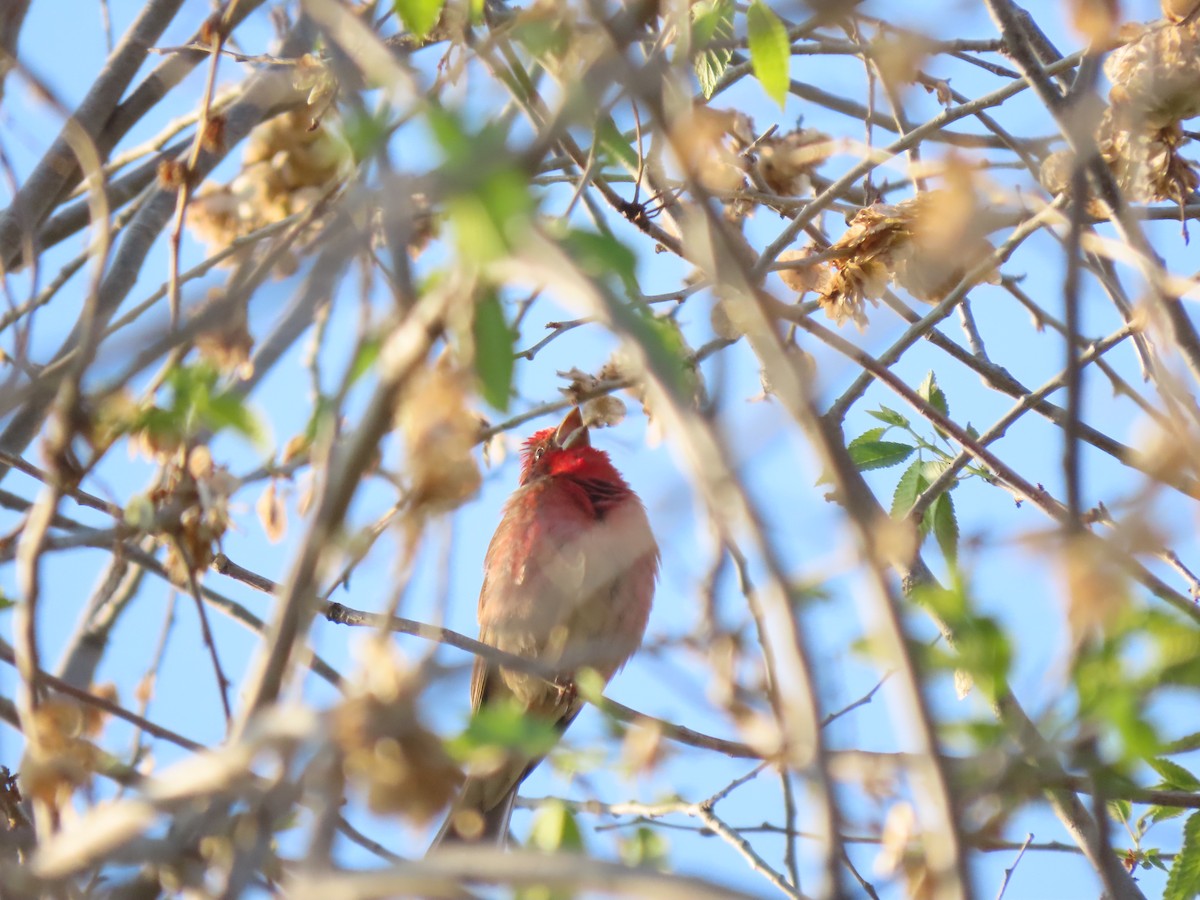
[775,248,825,295]
[1038,16,1200,211]
[20,701,102,808]
[189,109,349,269]
[1070,0,1121,44]
[397,358,482,513]
[869,34,927,90]
[332,642,462,823]
[291,54,339,130]
[1105,16,1200,130]
[1062,533,1130,648]
[709,298,742,341]
[1045,119,1200,209]
[751,128,832,197]
[620,721,669,776]
[1100,115,1200,205]
[195,292,254,380]
[669,105,752,195]
[80,683,118,739]
[811,209,898,328]
[1163,0,1200,22]
[812,188,998,328]
[150,445,238,584]
[256,479,287,544]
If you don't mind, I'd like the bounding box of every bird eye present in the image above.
[533,446,545,462]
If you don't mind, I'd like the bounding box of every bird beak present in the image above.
[555,407,590,450]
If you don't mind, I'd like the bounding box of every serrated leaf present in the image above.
[891,458,929,519]
[1166,812,1200,900]
[932,491,959,562]
[918,370,949,419]
[692,0,734,99]
[868,406,910,429]
[746,0,790,108]
[394,0,445,41]
[1150,805,1188,825]
[848,438,914,472]
[922,459,953,482]
[473,291,515,412]
[1150,758,1200,792]
[853,426,888,444]
[1165,733,1200,755]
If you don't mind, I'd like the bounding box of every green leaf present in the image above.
[1165,733,1200,755]
[891,458,929,519]
[555,230,693,396]
[746,1,790,108]
[692,0,734,99]
[514,12,569,60]
[853,426,888,444]
[847,437,914,472]
[394,0,445,41]
[449,167,534,261]
[1150,758,1200,792]
[205,392,266,446]
[449,701,561,762]
[932,491,959,562]
[868,406,910,429]
[1166,812,1200,900]
[918,370,949,419]
[1150,805,1188,825]
[0,591,15,613]
[619,825,671,869]
[348,337,382,386]
[561,229,639,298]
[529,800,585,852]
[1107,798,1132,825]
[594,116,639,170]
[341,108,390,163]
[473,290,515,412]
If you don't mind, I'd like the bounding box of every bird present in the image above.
[431,406,658,847]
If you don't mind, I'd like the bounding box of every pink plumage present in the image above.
[432,407,658,846]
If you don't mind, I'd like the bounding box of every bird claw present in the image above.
[552,677,577,705]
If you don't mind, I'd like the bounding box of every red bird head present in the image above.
[518,407,625,487]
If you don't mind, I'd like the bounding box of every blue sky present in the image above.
[2,0,1196,897]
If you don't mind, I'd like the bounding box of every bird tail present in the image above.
[428,775,520,850]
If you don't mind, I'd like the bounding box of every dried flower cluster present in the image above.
[671,106,754,195]
[332,643,462,822]
[397,358,482,513]
[669,105,833,221]
[784,189,998,328]
[20,689,115,810]
[1041,14,1200,207]
[559,365,630,429]
[750,127,833,197]
[189,109,348,269]
[195,292,255,380]
[146,446,238,584]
